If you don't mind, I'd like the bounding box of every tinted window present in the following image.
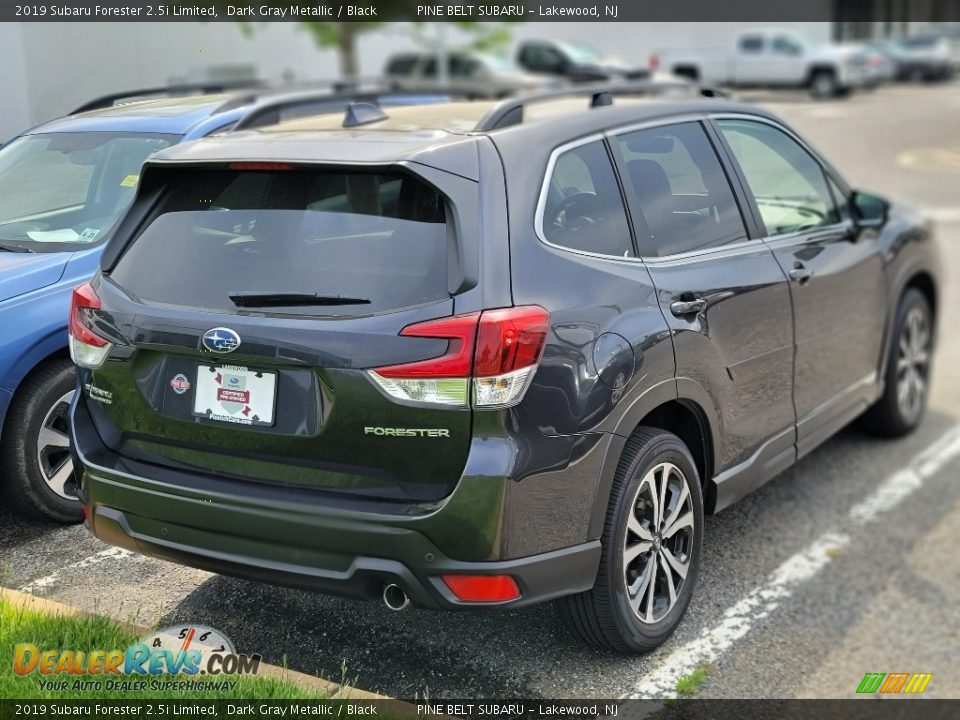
[739,35,764,53]
[111,169,449,317]
[772,35,802,55]
[827,176,852,222]
[541,140,633,257]
[718,119,839,236]
[521,44,564,71]
[614,122,747,257]
[386,55,419,76]
[450,55,479,78]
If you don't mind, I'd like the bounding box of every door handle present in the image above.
[788,263,813,284]
[670,298,707,317]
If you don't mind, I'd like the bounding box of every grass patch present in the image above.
[0,597,318,700]
[674,662,714,697]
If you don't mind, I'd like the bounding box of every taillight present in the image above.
[368,306,550,409]
[649,53,660,71]
[473,307,550,407]
[69,282,112,369]
[442,574,521,603]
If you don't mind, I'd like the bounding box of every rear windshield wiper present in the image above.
[0,241,33,253]
[228,291,371,308]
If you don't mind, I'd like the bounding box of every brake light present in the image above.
[442,574,521,603]
[649,53,660,71]
[69,282,112,369]
[227,162,293,171]
[368,306,550,409]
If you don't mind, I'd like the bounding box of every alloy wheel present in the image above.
[623,462,695,624]
[896,305,930,422]
[36,390,77,500]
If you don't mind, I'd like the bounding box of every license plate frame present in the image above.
[192,364,277,427]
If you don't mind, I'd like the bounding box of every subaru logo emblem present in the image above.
[201,327,241,354]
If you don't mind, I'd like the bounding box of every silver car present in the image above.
[385,51,559,98]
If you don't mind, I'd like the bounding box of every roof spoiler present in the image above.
[474,81,730,131]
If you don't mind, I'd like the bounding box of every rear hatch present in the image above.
[82,163,479,501]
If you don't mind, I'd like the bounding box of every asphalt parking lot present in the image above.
[2,82,959,700]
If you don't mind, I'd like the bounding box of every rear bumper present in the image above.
[72,398,601,610]
[88,501,598,609]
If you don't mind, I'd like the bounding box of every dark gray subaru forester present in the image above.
[70,87,938,653]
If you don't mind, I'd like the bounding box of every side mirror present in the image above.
[852,191,889,229]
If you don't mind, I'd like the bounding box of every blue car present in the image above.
[0,86,454,522]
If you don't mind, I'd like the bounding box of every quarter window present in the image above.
[718,119,839,236]
[541,140,634,257]
[614,122,747,257]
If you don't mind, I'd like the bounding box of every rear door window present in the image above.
[540,140,634,257]
[613,122,748,257]
[110,168,450,316]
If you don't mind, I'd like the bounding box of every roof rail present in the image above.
[231,87,466,132]
[473,80,726,132]
[70,81,264,114]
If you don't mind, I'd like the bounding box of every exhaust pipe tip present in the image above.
[383,583,411,611]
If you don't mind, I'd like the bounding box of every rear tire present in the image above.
[0,360,83,523]
[861,289,932,438]
[809,70,839,99]
[558,428,703,653]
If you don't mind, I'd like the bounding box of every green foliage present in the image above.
[674,663,714,697]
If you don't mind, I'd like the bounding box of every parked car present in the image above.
[652,28,870,97]
[71,88,937,652]
[385,51,556,98]
[888,34,955,82]
[0,85,454,523]
[848,42,897,87]
[517,39,649,82]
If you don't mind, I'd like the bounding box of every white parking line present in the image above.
[18,546,133,594]
[628,424,960,699]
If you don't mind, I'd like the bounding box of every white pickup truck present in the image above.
[652,28,870,98]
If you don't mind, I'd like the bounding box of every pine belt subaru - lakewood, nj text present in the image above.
[69,88,938,652]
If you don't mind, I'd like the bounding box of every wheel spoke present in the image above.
[627,512,654,541]
[629,555,655,613]
[644,554,659,623]
[46,459,74,496]
[661,545,688,579]
[624,540,652,566]
[899,333,911,358]
[38,425,70,452]
[643,468,661,530]
[657,466,668,527]
[663,510,694,539]
[661,552,677,608]
[661,482,689,536]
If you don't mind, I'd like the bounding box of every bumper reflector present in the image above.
[441,574,521,603]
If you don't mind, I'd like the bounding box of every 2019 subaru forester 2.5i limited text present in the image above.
[70,89,938,653]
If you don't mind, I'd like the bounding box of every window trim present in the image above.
[710,113,854,242]
[533,132,642,264]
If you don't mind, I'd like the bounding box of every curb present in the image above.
[0,586,388,701]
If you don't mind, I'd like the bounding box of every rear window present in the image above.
[110,168,449,316]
